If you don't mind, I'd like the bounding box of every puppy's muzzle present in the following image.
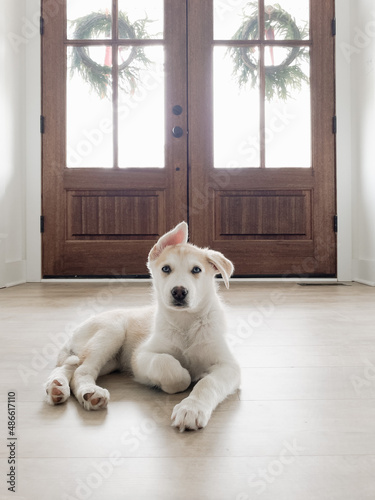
[171,286,188,307]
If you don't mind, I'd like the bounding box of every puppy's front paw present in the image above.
[79,386,110,411]
[171,397,212,432]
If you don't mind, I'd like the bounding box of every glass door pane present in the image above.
[118,0,164,39]
[67,0,113,40]
[118,46,165,168]
[262,0,309,40]
[214,46,260,168]
[265,48,311,168]
[66,46,113,168]
[214,0,253,40]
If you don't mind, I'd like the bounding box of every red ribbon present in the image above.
[265,26,275,65]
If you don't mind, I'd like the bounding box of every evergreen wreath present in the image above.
[69,12,152,99]
[229,3,309,101]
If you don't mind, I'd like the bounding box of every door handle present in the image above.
[172,126,184,138]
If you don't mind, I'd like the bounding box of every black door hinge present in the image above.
[332,116,337,134]
[40,17,44,35]
[333,215,338,233]
[40,115,45,134]
[40,216,45,233]
[331,18,336,36]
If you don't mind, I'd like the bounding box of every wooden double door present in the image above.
[42,0,336,277]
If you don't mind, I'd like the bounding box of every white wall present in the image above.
[25,0,42,282]
[348,0,375,285]
[2,1,374,285]
[336,0,353,282]
[0,0,27,287]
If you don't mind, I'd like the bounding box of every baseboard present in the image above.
[40,277,339,285]
[353,259,375,287]
[2,260,27,288]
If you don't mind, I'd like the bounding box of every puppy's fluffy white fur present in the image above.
[45,222,241,431]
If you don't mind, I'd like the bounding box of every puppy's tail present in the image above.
[56,346,80,369]
[63,354,80,367]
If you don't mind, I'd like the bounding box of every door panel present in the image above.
[215,190,312,238]
[67,191,163,239]
[42,0,187,277]
[188,0,336,277]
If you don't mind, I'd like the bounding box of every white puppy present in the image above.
[45,222,241,431]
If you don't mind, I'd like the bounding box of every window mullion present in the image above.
[112,0,119,168]
[258,0,265,169]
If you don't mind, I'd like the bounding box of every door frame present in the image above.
[25,0,353,282]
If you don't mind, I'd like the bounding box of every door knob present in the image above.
[172,126,183,138]
[172,105,183,115]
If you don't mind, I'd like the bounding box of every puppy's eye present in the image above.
[191,266,202,274]
[162,265,171,274]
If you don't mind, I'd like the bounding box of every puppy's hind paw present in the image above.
[45,378,70,406]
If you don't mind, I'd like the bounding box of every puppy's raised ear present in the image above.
[148,222,188,262]
[206,250,234,289]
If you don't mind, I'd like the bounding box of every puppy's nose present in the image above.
[171,286,188,302]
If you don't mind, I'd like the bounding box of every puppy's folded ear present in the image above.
[148,221,188,262]
[206,250,234,289]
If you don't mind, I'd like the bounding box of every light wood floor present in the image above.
[1,281,375,500]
